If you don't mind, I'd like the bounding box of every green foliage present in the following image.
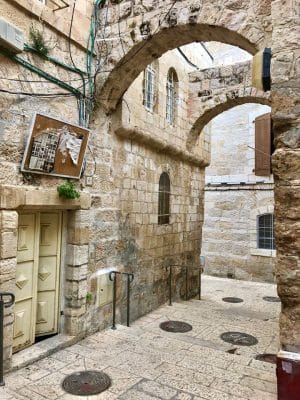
[86,292,93,304]
[57,181,80,200]
[29,25,50,57]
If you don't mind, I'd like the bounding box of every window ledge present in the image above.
[251,248,276,257]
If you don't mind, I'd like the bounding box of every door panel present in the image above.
[13,214,37,353]
[13,300,33,350]
[36,212,61,337]
[37,256,57,291]
[39,213,59,256]
[36,291,56,334]
[16,214,35,263]
[13,212,62,351]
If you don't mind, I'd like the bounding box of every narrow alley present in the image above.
[1,276,279,400]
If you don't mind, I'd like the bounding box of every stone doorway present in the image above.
[13,211,63,353]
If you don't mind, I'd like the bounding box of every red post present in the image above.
[277,351,300,399]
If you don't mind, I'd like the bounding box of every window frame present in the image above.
[158,172,171,225]
[257,213,275,250]
[166,68,178,125]
[144,64,156,112]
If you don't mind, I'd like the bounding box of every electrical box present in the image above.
[0,18,24,53]
[252,48,271,92]
[97,274,113,307]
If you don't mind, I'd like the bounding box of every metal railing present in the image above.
[165,265,202,306]
[0,292,15,386]
[109,271,134,330]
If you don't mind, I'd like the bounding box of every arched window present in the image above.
[257,214,275,250]
[158,172,170,225]
[166,68,178,125]
[144,63,156,112]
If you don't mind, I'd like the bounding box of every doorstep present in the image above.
[10,333,83,372]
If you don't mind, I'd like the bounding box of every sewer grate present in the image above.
[263,296,281,303]
[220,331,258,346]
[160,320,193,333]
[222,297,243,303]
[255,353,277,364]
[61,370,111,396]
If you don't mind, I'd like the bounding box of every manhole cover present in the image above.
[222,297,243,303]
[220,332,258,346]
[263,296,281,302]
[62,370,111,396]
[159,321,192,333]
[255,353,277,364]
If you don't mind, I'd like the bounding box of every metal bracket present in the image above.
[0,292,15,308]
[49,0,70,11]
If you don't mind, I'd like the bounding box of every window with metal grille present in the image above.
[158,172,170,225]
[257,213,275,250]
[144,64,156,112]
[166,69,178,125]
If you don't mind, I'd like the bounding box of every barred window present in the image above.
[144,64,156,112]
[257,214,275,250]
[166,69,178,125]
[158,172,170,225]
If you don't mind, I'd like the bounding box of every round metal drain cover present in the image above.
[220,332,258,346]
[62,370,111,396]
[263,296,281,302]
[222,297,243,303]
[255,353,277,364]
[160,321,192,333]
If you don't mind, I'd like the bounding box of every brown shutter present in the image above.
[255,112,271,176]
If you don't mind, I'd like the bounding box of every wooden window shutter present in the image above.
[255,112,271,176]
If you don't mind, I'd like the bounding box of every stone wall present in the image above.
[0,0,96,369]
[271,0,300,351]
[97,0,272,111]
[202,103,275,283]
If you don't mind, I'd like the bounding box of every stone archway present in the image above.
[187,60,271,150]
[93,1,300,394]
[96,0,271,111]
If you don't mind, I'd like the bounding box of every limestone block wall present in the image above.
[271,0,300,351]
[111,136,204,321]
[115,47,212,166]
[0,0,100,368]
[202,103,275,283]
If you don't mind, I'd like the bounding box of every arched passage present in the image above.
[93,1,300,384]
[188,92,271,150]
[96,0,271,111]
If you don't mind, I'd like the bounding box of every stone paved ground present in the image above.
[1,276,280,400]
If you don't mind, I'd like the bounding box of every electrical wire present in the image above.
[0,88,74,97]
[68,0,86,125]
[0,76,87,83]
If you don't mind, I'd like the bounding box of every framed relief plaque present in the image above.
[21,113,89,179]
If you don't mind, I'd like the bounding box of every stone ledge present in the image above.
[10,333,81,372]
[0,185,91,210]
[115,126,208,167]
[9,0,91,49]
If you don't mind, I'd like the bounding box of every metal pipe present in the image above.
[126,274,134,327]
[169,266,172,306]
[0,299,4,386]
[0,292,15,386]
[109,272,117,330]
[185,265,188,301]
[199,267,202,300]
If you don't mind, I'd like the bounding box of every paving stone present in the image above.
[3,276,277,400]
[135,379,178,399]
[103,366,143,395]
[118,389,160,400]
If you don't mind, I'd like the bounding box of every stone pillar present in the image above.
[64,210,90,336]
[0,211,18,371]
[271,0,300,398]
